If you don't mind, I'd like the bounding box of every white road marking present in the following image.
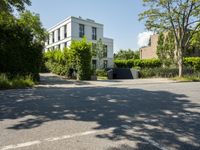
[1,141,41,150]
[140,136,169,150]
[0,127,115,150]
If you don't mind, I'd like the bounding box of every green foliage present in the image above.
[96,69,107,77]
[70,39,92,80]
[139,0,200,77]
[0,0,31,15]
[114,49,140,60]
[44,49,69,76]
[157,31,175,66]
[91,39,107,69]
[18,11,47,43]
[190,31,200,50]
[0,74,34,90]
[0,11,46,81]
[45,39,92,80]
[139,67,194,78]
[114,59,162,68]
[184,57,200,71]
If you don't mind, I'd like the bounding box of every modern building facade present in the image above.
[45,16,114,68]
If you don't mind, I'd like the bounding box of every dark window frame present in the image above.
[92,27,97,40]
[79,24,85,38]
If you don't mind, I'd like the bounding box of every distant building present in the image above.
[140,33,200,59]
[140,34,158,59]
[45,16,114,68]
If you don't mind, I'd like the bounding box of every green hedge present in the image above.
[114,57,200,71]
[44,39,92,80]
[184,57,200,71]
[0,18,43,81]
[114,59,162,68]
[139,67,194,78]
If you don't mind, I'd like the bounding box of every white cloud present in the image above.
[137,31,154,48]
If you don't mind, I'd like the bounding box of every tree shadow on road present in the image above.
[0,82,200,149]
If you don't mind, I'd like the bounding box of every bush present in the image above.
[70,39,92,80]
[139,67,194,78]
[96,69,107,77]
[114,59,162,68]
[184,57,200,71]
[0,74,34,89]
[44,39,92,80]
[0,19,43,81]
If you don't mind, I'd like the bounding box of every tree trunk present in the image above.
[178,48,183,77]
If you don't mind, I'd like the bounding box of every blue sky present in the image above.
[29,0,151,52]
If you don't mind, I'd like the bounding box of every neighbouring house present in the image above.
[140,33,200,59]
[45,16,114,69]
[140,34,159,59]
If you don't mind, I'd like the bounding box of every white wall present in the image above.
[45,16,114,67]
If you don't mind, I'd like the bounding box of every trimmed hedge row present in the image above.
[114,59,162,68]
[184,57,200,71]
[139,67,195,78]
[114,57,200,70]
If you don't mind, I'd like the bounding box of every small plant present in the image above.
[0,74,34,90]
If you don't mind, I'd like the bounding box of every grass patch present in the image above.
[172,75,200,82]
[0,74,34,90]
[97,76,108,80]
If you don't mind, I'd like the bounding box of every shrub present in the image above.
[0,74,34,89]
[44,39,92,80]
[139,67,194,78]
[70,39,92,80]
[96,69,107,77]
[114,59,162,68]
[0,19,43,81]
[184,57,200,71]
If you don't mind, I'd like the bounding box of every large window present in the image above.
[47,35,49,45]
[64,42,68,48]
[92,27,97,40]
[103,45,108,57]
[79,24,85,38]
[64,25,67,38]
[52,32,55,43]
[103,60,108,69]
[58,28,60,41]
[92,59,97,69]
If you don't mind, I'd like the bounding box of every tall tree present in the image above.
[18,11,47,43]
[157,32,175,67]
[92,39,106,69]
[139,0,200,77]
[0,0,31,14]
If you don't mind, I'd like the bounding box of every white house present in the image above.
[45,16,114,68]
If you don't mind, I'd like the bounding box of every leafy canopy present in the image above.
[0,0,31,14]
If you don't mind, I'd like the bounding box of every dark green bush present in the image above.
[0,16,44,81]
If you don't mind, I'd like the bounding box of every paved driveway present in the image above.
[0,73,200,150]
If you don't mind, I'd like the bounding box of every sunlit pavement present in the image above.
[0,73,200,150]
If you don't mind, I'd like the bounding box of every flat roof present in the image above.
[48,16,103,31]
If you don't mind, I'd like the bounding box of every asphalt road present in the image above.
[0,73,200,150]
